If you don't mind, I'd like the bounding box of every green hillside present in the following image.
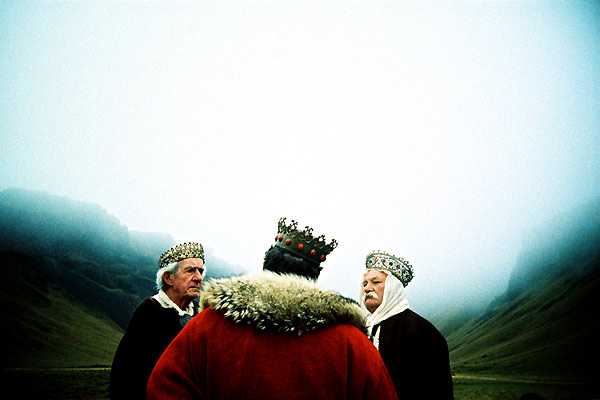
[0,188,245,368]
[0,251,124,367]
[447,199,600,387]
[1,187,598,398]
[449,262,598,381]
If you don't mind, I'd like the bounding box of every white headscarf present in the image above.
[359,270,409,349]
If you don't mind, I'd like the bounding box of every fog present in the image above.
[1,1,598,314]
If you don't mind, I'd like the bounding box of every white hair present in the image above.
[155,261,180,291]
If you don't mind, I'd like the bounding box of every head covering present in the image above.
[365,250,414,286]
[273,217,337,264]
[360,250,414,349]
[158,242,204,269]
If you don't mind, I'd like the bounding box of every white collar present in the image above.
[152,289,195,317]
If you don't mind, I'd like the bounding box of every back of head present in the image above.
[263,245,322,280]
[263,217,337,280]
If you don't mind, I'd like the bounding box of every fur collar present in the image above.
[200,271,367,336]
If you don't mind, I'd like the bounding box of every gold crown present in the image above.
[274,217,338,263]
[158,242,204,269]
[365,250,414,286]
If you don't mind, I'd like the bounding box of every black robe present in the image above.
[109,298,190,400]
[375,309,454,399]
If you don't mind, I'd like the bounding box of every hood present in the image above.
[200,271,367,336]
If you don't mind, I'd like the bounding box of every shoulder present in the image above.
[184,307,234,335]
[386,309,445,338]
[132,297,162,317]
[200,272,367,335]
[392,309,431,325]
[128,297,174,326]
[306,324,377,359]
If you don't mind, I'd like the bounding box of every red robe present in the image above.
[146,271,398,400]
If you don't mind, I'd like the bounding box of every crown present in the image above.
[158,242,204,269]
[365,250,414,286]
[274,217,338,263]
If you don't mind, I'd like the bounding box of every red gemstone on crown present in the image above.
[320,255,326,261]
[310,250,316,256]
[285,239,291,245]
[298,244,304,251]
[278,235,283,242]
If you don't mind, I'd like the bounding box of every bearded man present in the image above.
[146,218,398,400]
[360,250,454,399]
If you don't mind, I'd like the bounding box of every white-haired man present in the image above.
[110,242,205,400]
[360,250,454,399]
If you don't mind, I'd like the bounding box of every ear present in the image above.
[162,271,173,287]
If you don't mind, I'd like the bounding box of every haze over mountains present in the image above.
[0,187,597,389]
[0,188,245,367]
[446,200,599,386]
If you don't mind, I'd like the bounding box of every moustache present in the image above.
[365,292,379,300]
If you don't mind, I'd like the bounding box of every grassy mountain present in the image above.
[447,198,599,386]
[0,251,124,368]
[2,186,598,386]
[0,188,245,368]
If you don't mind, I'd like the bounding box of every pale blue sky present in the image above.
[1,0,599,312]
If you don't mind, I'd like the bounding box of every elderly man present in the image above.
[360,250,454,399]
[110,242,205,400]
[146,218,398,400]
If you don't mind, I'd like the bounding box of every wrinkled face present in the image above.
[362,270,387,313]
[166,258,204,302]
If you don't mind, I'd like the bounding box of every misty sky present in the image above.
[1,1,599,313]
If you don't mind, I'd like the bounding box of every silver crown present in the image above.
[365,250,414,286]
[158,242,204,269]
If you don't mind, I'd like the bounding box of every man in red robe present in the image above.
[146,218,398,400]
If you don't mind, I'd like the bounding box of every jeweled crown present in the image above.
[365,250,414,286]
[158,242,204,269]
[274,217,338,263]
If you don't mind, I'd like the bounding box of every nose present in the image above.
[192,269,203,280]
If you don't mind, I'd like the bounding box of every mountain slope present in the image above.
[447,198,600,384]
[449,261,598,381]
[0,188,246,368]
[0,251,124,368]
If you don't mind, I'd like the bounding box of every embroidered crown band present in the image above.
[158,242,204,269]
[365,250,414,286]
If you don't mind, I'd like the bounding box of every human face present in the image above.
[362,270,387,313]
[165,258,204,307]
